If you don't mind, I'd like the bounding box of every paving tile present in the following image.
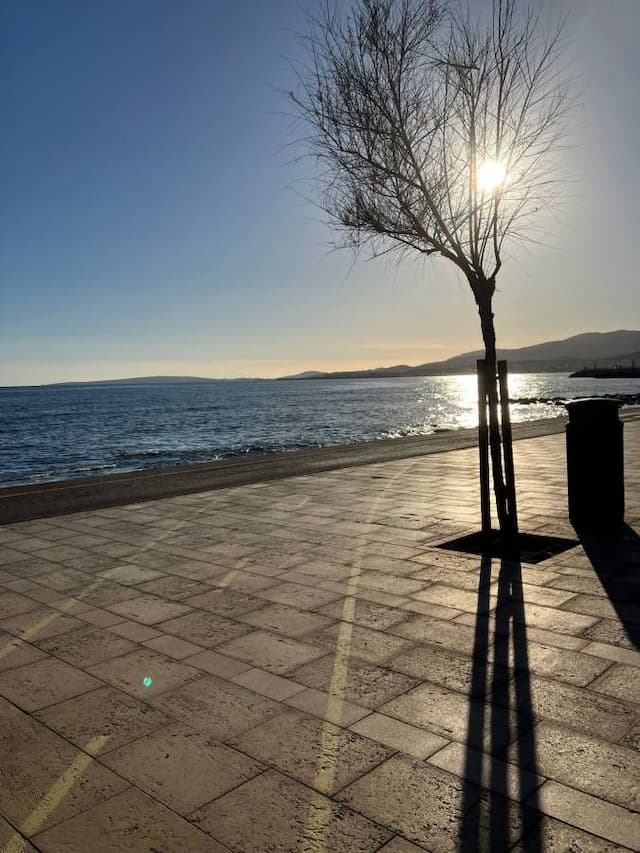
[530,781,640,851]
[256,581,343,610]
[33,568,94,592]
[382,682,521,753]
[157,610,251,647]
[35,685,173,754]
[220,570,280,593]
[37,625,136,667]
[150,674,283,739]
[217,629,326,674]
[355,571,425,596]
[561,594,624,620]
[88,647,201,698]
[0,814,39,851]
[229,708,390,794]
[63,552,127,573]
[513,815,638,853]
[490,581,576,608]
[0,592,41,619]
[101,722,264,814]
[350,712,448,759]
[292,558,355,580]
[71,579,142,607]
[511,722,640,811]
[0,557,60,579]
[29,543,90,563]
[377,840,430,853]
[107,593,192,625]
[0,631,47,672]
[143,633,204,659]
[316,598,411,631]
[0,698,129,836]
[285,687,370,725]
[453,612,589,651]
[427,740,542,802]
[504,601,600,635]
[231,667,305,700]
[77,606,127,628]
[184,648,252,678]
[389,643,507,697]
[185,587,266,618]
[0,547,30,565]
[99,564,165,585]
[292,654,417,708]
[0,657,101,711]
[34,787,227,851]
[581,619,637,651]
[134,575,212,600]
[408,563,490,589]
[389,616,479,654]
[189,769,391,853]
[582,641,640,667]
[620,719,640,752]
[107,620,162,642]
[303,623,415,666]
[412,583,480,612]
[239,602,337,637]
[519,675,636,741]
[356,588,411,608]
[498,639,612,687]
[126,549,199,571]
[590,663,640,704]
[48,595,96,614]
[337,754,477,852]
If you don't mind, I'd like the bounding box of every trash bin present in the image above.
[565,398,624,527]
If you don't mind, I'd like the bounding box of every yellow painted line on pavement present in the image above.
[302,458,417,852]
[1,735,108,853]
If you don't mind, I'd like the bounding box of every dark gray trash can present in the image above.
[565,398,624,527]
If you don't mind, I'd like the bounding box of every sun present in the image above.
[477,160,507,193]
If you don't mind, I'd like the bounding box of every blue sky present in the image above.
[1,0,639,385]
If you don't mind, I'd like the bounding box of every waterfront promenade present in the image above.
[0,420,639,852]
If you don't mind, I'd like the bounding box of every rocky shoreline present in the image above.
[511,393,640,407]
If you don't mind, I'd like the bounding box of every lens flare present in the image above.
[477,160,507,192]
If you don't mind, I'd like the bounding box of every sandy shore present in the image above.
[2,409,639,524]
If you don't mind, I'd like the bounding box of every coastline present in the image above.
[3,408,639,525]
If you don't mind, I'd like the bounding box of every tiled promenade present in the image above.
[0,421,639,852]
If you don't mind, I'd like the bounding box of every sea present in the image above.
[1,374,639,487]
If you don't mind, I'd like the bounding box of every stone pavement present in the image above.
[0,422,639,852]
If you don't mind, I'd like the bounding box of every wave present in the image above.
[117,449,167,459]
[29,463,118,480]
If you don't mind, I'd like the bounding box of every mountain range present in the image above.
[279,330,640,380]
[34,330,640,386]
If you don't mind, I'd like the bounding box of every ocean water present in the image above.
[1,374,639,487]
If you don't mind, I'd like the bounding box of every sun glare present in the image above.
[477,160,507,193]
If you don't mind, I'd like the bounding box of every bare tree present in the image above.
[290,0,572,536]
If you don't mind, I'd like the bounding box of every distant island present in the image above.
[43,375,263,387]
[279,330,640,380]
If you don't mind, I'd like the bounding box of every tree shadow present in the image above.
[458,553,542,852]
[573,522,640,649]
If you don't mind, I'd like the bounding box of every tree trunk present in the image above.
[474,282,511,536]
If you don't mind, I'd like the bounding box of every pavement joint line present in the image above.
[301,456,416,853]
[0,734,109,851]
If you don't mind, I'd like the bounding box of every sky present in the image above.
[1,0,639,385]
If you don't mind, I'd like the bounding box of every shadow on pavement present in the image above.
[574,522,640,649]
[458,554,542,852]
